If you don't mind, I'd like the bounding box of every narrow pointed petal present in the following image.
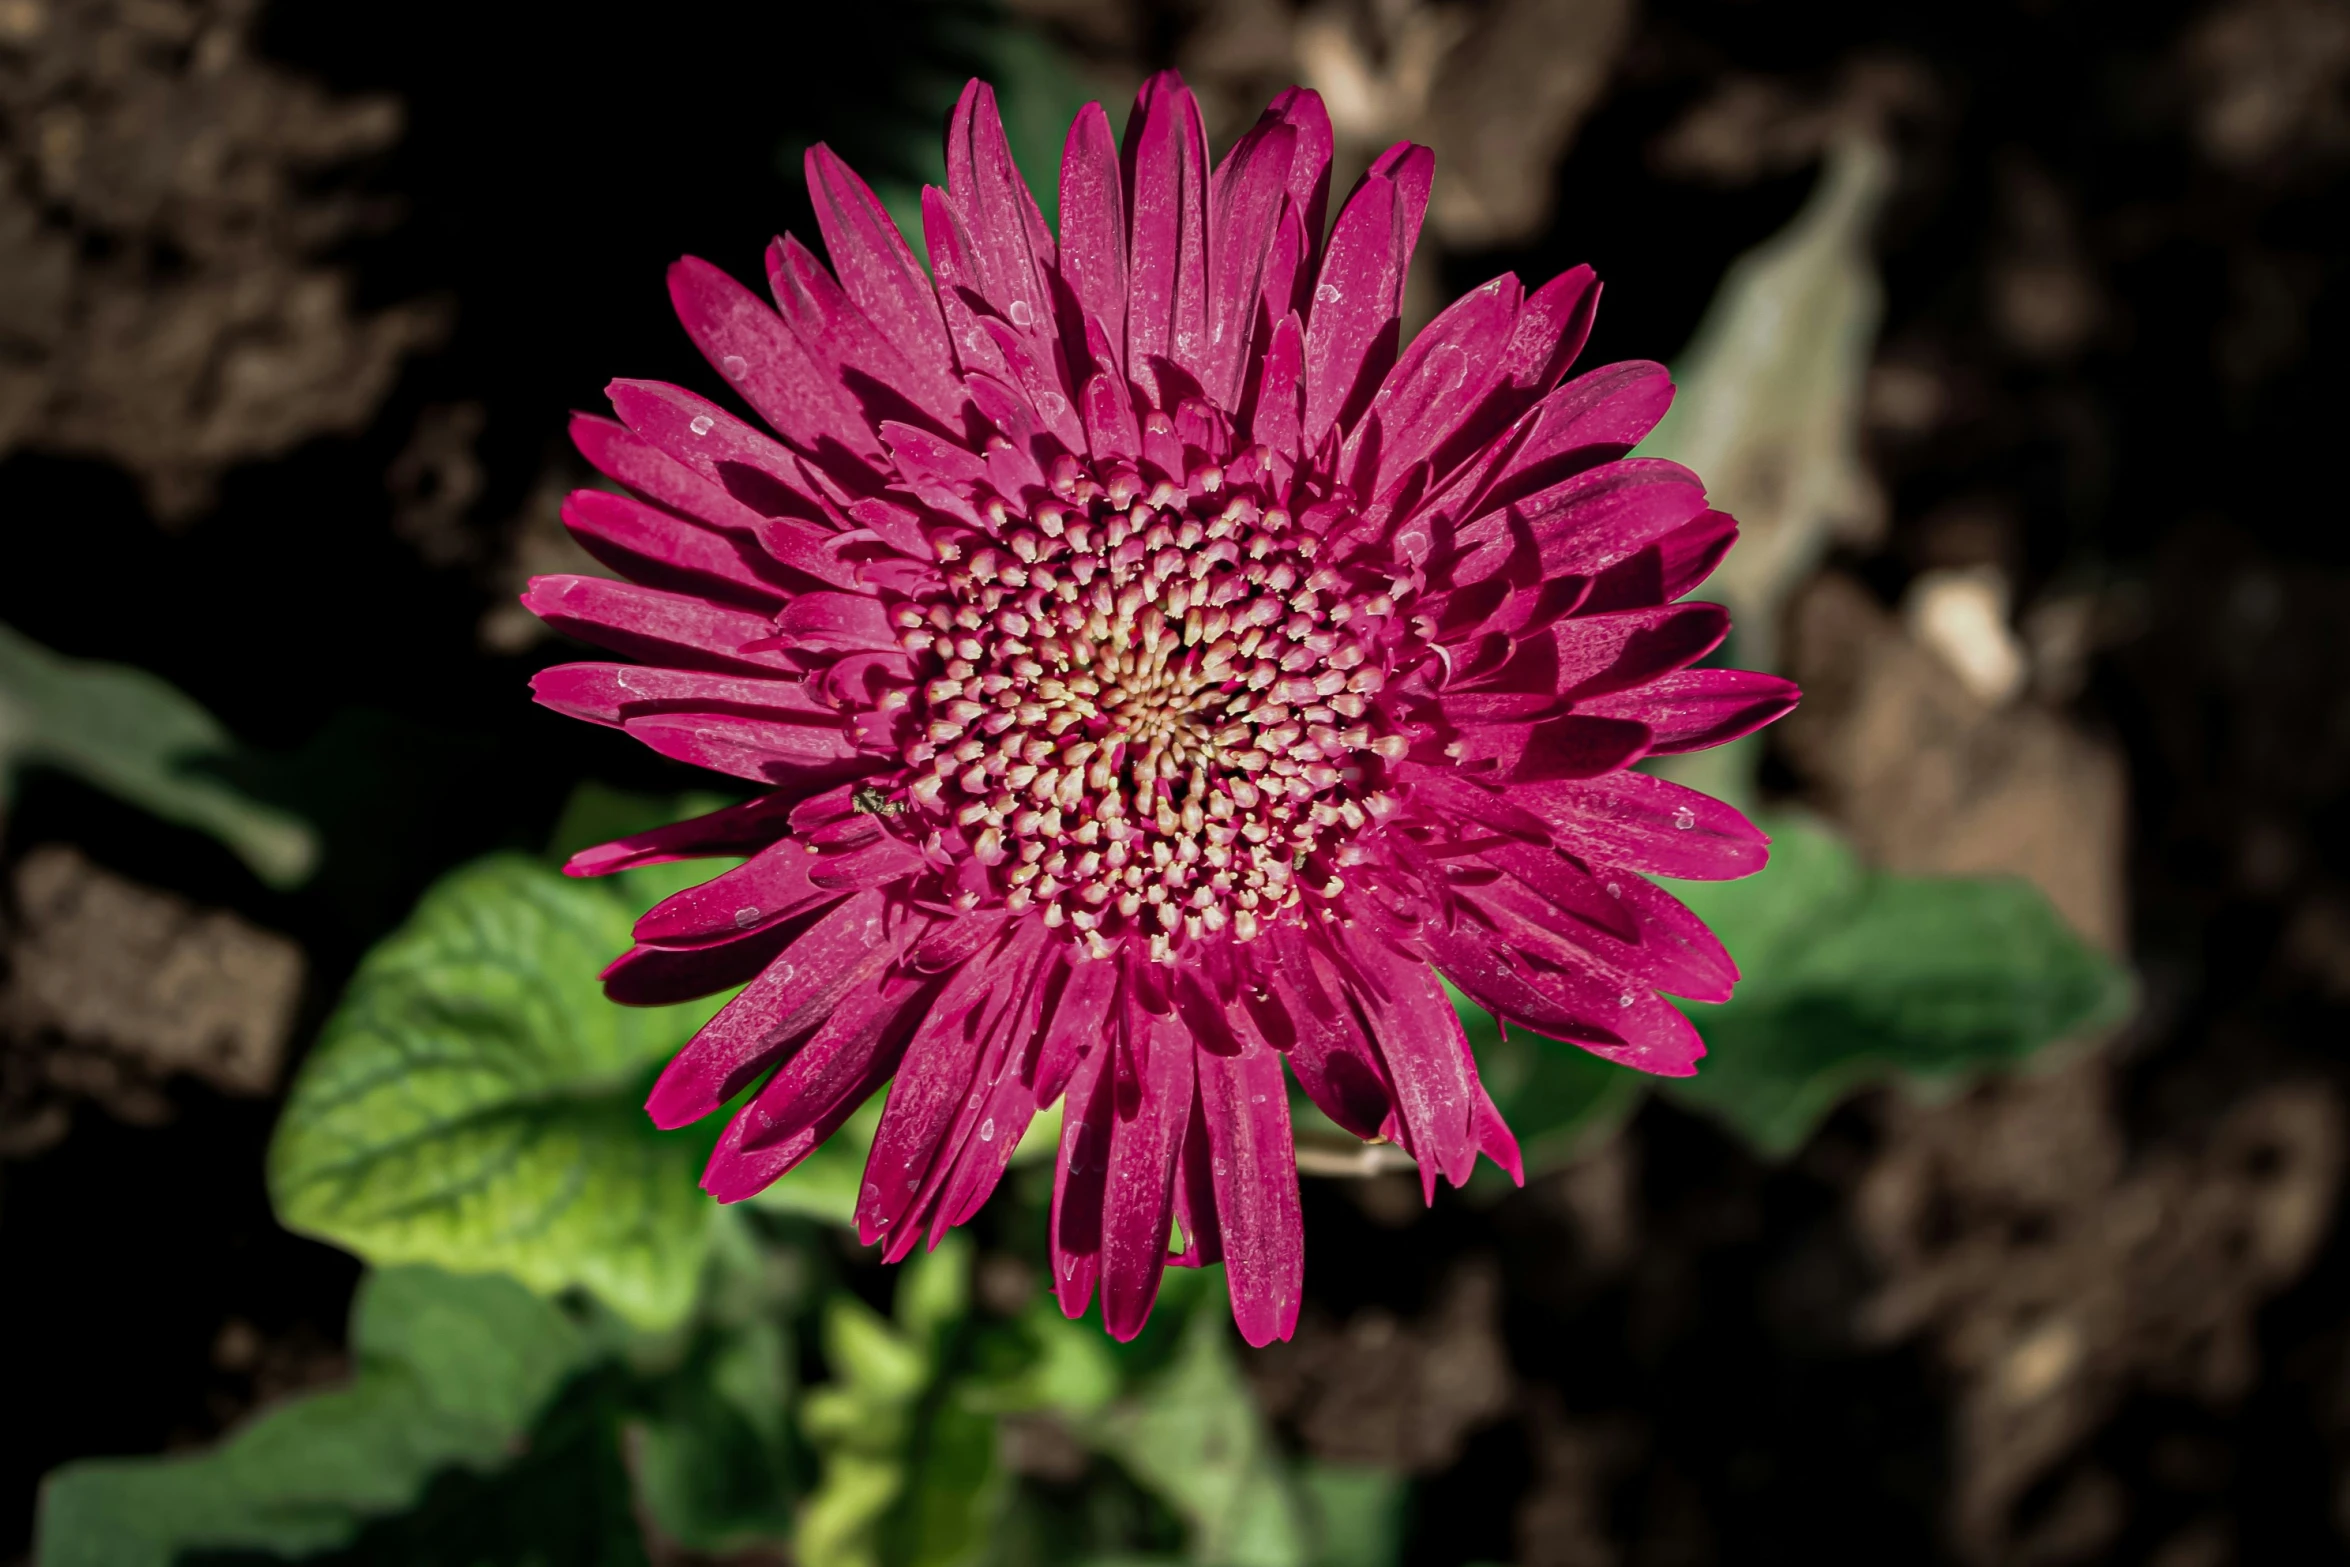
[562,490,794,606]
[528,663,826,728]
[1516,770,1772,882]
[1549,602,1732,698]
[1263,87,1334,271]
[703,968,936,1202]
[1351,274,1522,501]
[768,234,964,430]
[1057,102,1128,378]
[1198,1015,1302,1346]
[1051,1038,1115,1320]
[1581,509,1738,613]
[1100,999,1194,1341]
[946,80,1060,347]
[1121,71,1211,405]
[1167,1086,1221,1269]
[561,793,801,878]
[805,143,958,395]
[521,575,792,675]
[668,256,883,468]
[1204,113,1299,410]
[1302,142,1432,449]
[1031,954,1119,1107]
[1337,929,1482,1200]
[636,833,919,950]
[1467,361,1677,518]
[643,890,898,1128]
[1579,668,1801,754]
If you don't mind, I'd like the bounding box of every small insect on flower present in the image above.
[524,73,1797,1344]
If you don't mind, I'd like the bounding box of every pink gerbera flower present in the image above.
[524,74,1796,1345]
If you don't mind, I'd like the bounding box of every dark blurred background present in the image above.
[2,0,2348,1562]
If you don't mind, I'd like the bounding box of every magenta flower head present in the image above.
[525,74,1796,1344]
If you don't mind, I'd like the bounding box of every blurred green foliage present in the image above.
[0,619,318,887]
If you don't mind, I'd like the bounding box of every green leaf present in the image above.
[0,618,319,886]
[1094,1296,1310,1567]
[1661,814,2135,1153]
[34,1267,597,1567]
[269,853,730,1330]
[1296,1463,1408,1567]
[885,1398,1002,1567]
[798,1240,972,1567]
[629,1316,802,1552]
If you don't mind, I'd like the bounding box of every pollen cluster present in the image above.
[891,435,1405,957]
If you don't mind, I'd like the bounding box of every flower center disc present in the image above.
[893,443,1407,958]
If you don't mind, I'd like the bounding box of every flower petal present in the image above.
[1058,101,1128,378]
[1464,360,1677,519]
[1302,141,1432,451]
[1580,508,1738,614]
[1100,988,1194,1341]
[1579,668,1800,754]
[1550,602,1731,698]
[667,256,884,469]
[635,834,918,951]
[528,663,826,728]
[946,80,1061,351]
[1051,1030,1115,1320]
[1203,111,1299,411]
[1121,71,1212,406]
[768,233,964,431]
[856,931,1031,1249]
[804,143,959,403]
[521,574,794,675]
[702,967,936,1202]
[1349,273,1522,503]
[1515,770,1771,882]
[1030,953,1119,1107]
[643,889,900,1128]
[619,712,869,784]
[1334,929,1482,1199]
[562,489,795,607]
[1197,1004,1303,1346]
[561,792,801,878]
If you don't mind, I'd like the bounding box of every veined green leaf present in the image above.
[270,854,729,1329]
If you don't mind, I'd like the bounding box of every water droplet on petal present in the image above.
[968,1092,982,1110]
[1315,282,1342,304]
[720,353,747,380]
[688,414,714,436]
[1618,991,1636,1009]
[734,905,761,929]
[1008,299,1033,327]
[862,1182,880,1200]
[1606,882,1622,898]
[980,1117,996,1142]
[1251,1093,1266,1105]
[1672,807,1697,831]
[1062,1255,1076,1280]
